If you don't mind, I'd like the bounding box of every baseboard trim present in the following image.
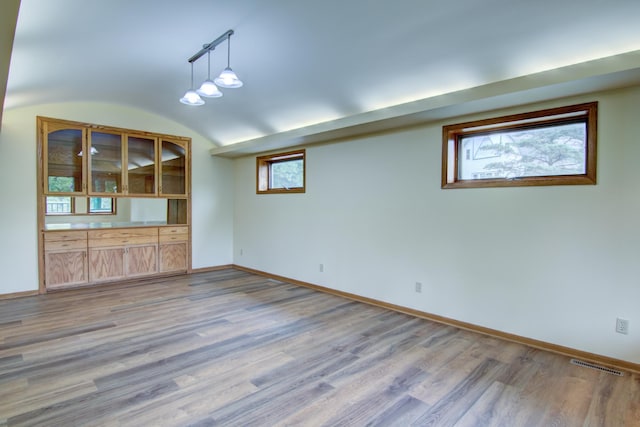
[191,264,234,274]
[0,290,39,300]
[233,265,640,374]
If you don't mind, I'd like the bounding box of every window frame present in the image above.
[441,102,597,189]
[87,197,117,215]
[45,196,75,215]
[256,149,306,194]
[45,196,116,216]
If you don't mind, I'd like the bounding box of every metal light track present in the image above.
[187,29,234,63]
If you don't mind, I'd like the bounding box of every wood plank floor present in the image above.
[0,269,638,426]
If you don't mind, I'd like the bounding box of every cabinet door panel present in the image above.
[45,127,85,195]
[89,131,123,194]
[127,244,158,277]
[89,247,125,282]
[45,250,87,287]
[127,135,156,195]
[160,140,187,196]
[159,242,187,273]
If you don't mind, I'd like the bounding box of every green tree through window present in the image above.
[48,176,75,192]
[464,122,586,179]
[270,159,303,189]
[442,102,597,188]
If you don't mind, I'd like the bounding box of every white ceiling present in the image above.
[4,0,640,156]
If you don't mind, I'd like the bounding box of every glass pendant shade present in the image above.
[214,67,243,88]
[180,89,204,105]
[77,146,99,157]
[197,79,223,97]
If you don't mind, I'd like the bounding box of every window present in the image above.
[46,196,74,214]
[257,149,306,194]
[88,197,115,214]
[442,102,597,189]
[45,197,116,215]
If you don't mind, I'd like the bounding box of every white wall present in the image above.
[234,86,640,364]
[129,198,168,223]
[0,102,234,294]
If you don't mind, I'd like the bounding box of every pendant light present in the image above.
[180,29,242,106]
[179,62,204,106]
[214,33,243,88]
[196,51,222,98]
[77,147,99,157]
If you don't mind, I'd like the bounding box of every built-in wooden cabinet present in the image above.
[40,117,190,198]
[159,226,189,273]
[38,116,192,293]
[43,226,189,289]
[44,231,88,288]
[88,228,159,282]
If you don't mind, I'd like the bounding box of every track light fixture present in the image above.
[180,29,242,106]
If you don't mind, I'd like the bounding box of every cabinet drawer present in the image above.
[159,233,188,243]
[88,228,158,248]
[44,231,88,242]
[159,226,189,236]
[88,228,158,239]
[159,226,188,243]
[45,239,87,251]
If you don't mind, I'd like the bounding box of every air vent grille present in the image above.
[570,359,624,376]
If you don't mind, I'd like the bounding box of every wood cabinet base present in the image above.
[44,226,188,291]
[160,242,188,273]
[45,250,88,288]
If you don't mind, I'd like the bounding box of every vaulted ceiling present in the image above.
[3,0,640,156]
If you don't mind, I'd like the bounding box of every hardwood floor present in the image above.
[0,269,638,426]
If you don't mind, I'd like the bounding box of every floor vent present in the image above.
[570,359,624,376]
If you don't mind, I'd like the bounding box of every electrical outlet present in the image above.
[319,263,324,273]
[616,318,629,335]
[415,282,422,293]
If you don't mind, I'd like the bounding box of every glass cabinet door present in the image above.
[44,125,85,195]
[127,135,157,195]
[89,131,123,194]
[160,139,188,196]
